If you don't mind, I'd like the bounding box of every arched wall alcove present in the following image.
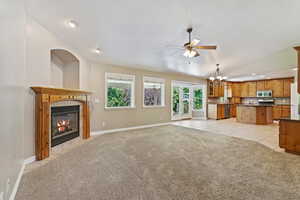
[50,49,80,89]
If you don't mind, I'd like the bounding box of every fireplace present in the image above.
[51,105,80,147]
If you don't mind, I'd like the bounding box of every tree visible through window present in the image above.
[106,73,135,108]
[143,77,165,107]
[193,88,203,110]
[172,87,179,114]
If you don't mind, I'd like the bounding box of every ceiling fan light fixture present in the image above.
[183,49,197,58]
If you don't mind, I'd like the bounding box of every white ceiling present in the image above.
[27,0,300,80]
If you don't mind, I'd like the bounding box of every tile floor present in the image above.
[172,118,283,152]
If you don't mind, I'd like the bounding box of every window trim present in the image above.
[105,72,136,109]
[143,76,165,108]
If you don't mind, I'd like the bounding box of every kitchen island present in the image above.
[279,116,300,154]
[236,104,273,125]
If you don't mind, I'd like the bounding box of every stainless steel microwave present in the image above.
[256,90,272,97]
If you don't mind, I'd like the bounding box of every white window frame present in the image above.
[105,72,135,109]
[143,76,165,108]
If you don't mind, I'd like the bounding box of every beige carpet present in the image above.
[16,125,300,200]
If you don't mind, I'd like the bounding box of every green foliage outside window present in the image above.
[172,87,179,113]
[193,89,203,110]
[107,87,131,107]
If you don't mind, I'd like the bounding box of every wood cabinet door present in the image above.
[240,82,249,97]
[272,106,281,119]
[281,105,291,118]
[248,82,257,97]
[264,80,273,90]
[230,104,236,117]
[256,81,265,91]
[283,79,292,97]
[208,81,214,97]
[271,80,284,97]
[218,82,224,97]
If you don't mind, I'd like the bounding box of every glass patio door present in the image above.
[172,84,192,120]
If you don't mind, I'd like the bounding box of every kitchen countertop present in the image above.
[280,116,300,122]
[237,104,273,107]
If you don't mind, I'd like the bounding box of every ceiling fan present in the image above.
[183,28,217,58]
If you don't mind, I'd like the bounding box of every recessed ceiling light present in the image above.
[94,48,102,55]
[67,20,78,28]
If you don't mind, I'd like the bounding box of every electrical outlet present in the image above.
[102,121,106,127]
[0,192,4,200]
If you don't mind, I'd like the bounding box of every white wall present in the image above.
[0,1,26,200]
[63,61,79,89]
[50,54,64,88]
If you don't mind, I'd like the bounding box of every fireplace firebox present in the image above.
[51,105,80,147]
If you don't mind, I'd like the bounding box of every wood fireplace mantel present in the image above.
[31,87,92,160]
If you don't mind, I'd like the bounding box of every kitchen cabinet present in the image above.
[281,105,291,118]
[231,82,241,97]
[248,82,257,97]
[240,82,249,97]
[208,80,224,97]
[217,104,225,119]
[230,104,237,117]
[257,81,265,91]
[283,79,292,97]
[272,105,282,119]
[264,80,273,90]
[279,119,300,154]
[271,79,284,97]
[272,105,291,119]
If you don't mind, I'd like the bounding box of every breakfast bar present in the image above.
[236,104,273,125]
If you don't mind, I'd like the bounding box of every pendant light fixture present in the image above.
[209,64,227,82]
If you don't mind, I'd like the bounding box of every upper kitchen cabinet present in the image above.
[270,79,284,97]
[283,79,292,97]
[231,82,241,97]
[264,80,273,91]
[255,78,292,97]
[240,82,249,97]
[257,81,265,91]
[248,82,257,97]
[208,80,225,97]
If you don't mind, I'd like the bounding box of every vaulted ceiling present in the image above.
[27,0,300,80]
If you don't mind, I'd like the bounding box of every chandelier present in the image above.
[209,64,227,81]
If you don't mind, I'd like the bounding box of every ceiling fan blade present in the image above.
[194,45,217,50]
[190,39,200,46]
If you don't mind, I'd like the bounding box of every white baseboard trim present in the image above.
[24,156,36,165]
[91,122,171,136]
[9,163,25,200]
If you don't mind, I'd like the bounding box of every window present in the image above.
[143,76,165,107]
[193,88,203,110]
[105,73,135,108]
